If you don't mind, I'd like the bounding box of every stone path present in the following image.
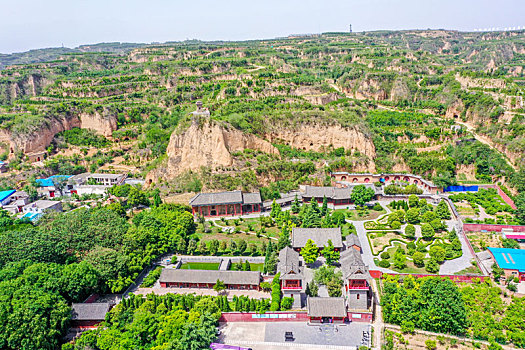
[439,221,475,274]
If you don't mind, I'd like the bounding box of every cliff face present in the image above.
[1,112,117,156]
[147,119,376,183]
[147,119,278,182]
[267,123,376,163]
[80,112,118,137]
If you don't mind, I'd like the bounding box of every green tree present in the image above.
[305,281,319,297]
[128,187,150,208]
[393,248,406,269]
[405,224,416,238]
[406,208,420,224]
[270,199,281,218]
[408,194,419,208]
[213,279,226,294]
[152,191,163,207]
[421,223,435,240]
[321,196,328,217]
[291,195,301,214]
[300,239,319,265]
[301,198,321,228]
[327,278,343,297]
[277,223,291,250]
[413,251,425,267]
[429,245,446,263]
[321,239,340,265]
[436,200,451,219]
[425,258,440,273]
[350,185,375,206]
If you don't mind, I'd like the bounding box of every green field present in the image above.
[179,262,220,270]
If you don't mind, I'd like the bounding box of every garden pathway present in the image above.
[439,220,476,275]
[350,219,395,273]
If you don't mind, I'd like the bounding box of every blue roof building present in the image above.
[0,189,16,205]
[489,248,525,281]
[36,175,72,187]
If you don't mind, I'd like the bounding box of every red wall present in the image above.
[219,311,372,323]
[347,312,373,322]
[463,224,525,233]
[482,185,517,209]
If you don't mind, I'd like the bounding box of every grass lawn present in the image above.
[179,262,220,270]
[343,208,386,221]
[230,263,264,272]
[454,265,483,275]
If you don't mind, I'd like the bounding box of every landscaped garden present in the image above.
[366,196,463,273]
[449,188,519,225]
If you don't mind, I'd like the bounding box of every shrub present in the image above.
[380,251,390,260]
[425,339,437,350]
[378,260,391,268]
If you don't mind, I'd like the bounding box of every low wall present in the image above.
[463,223,525,233]
[347,312,373,322]
[219,312,309,322]
[377,272,487,283]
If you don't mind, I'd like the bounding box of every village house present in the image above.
[21,200,62,221]
[189,190,262,217]
[0,189,15,206]
[291,227,343,253]
[71,303,112,328]
[277,247,304,308]
[340,248,372,311]
[159,269,262,290]
[489,247,525,282]
[36,175,74,198]
[307,297,347,324]
[1,191,30,214]
[0,160,7,173]
[330,172,439,194]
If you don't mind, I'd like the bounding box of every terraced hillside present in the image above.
[0,30,524,197]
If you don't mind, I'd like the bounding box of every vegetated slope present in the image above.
[0,30,523,195]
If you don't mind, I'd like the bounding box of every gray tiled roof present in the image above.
[307,297,347,317]
[340,248,371,280]
[189,191,262,206]
[189,191,243,206]
[291,227,343,249]
[277,247,303,280]
[242,192,262,205]
[346,234,361,248]
[71,303,111,321]
[304,186,352,200]
[159,268,261,285]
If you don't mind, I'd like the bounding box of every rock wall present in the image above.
[80,112,118,137]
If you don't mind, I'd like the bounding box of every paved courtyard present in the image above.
[218,322,369,349]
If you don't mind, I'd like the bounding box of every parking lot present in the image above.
[218,322,369,349]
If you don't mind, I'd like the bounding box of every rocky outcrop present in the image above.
[148,119,278,182]
[147,119,377,183]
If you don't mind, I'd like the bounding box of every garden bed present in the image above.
[179,262,220,270]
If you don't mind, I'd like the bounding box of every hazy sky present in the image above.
[1,0,524,54]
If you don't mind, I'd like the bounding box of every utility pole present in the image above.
[349,24,353,33]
